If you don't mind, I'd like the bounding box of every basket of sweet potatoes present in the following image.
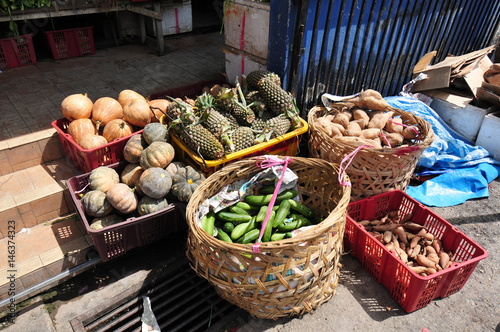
[307,89,435,201]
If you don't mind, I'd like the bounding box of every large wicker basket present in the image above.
[308,104,434,201]
[185,156,351,319]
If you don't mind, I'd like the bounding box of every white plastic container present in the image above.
[475,111,500,161]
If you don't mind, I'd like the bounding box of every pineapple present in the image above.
[256,77,295,115]
[217,82,255,126]
[246,70,281,90]
[231,126,256,152]
[195,93,232,138]
[177,123,225,160]
[245,90,268,114]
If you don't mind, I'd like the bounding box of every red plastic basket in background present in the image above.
[343,190,488,313]
[67,162,184,262]
[44,27,95,60]
[0,34,37,70]
[51,118,143,173]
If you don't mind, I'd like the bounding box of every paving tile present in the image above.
[15,231,50,262]
[0,209,22,238]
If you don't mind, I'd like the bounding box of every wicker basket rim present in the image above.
[186,156,351,252]
[307,105,435,152]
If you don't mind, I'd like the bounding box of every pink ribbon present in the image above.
[252,156,292,253]
[338,145,374,186]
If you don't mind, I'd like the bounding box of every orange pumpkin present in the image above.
[92,97,124,130]
[148,99,172,123]
[118,89,145,108]
[123,98,151,128]
[79,134,108,149]
[67,118,96,144]
[61,93,93,121]
[102,119,134,142]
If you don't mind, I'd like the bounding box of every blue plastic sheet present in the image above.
[385,96,500,207]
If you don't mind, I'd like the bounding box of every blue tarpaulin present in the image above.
[385,96,500,207]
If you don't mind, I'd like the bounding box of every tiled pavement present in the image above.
[0,31,226,304]
[0,32,226,140]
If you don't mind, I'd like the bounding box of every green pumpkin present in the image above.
[90,213,122,230]
[143,122,169,145]
[89,166,120,193]
[139,141,175,169]
[137,196,169,216]
[137,167,172,199]
[81,189,114,217]
[170,165,206,202]
[123,134,148,164]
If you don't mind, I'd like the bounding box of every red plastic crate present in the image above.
[51,118,143,173]
[343,190,488,313]
[0,34,37,71]
[44,27,95,60]
[67,162,184,262]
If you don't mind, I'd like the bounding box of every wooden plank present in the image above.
[0,6,125,22]
[126,4,162,20]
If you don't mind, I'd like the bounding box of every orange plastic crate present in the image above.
[344,190,488,312]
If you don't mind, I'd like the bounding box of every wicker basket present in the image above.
[185,156,351,319]
[307,105,434,201]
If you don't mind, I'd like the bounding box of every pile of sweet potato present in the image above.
[357,210,455,276]
[314,89,419,148]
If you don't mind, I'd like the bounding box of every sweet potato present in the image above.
[368,110,394,129]
[395,247,408,263]
[344,121,362,137]
[402,125,419,140]
[332,113,350,128]
[439,251,450,269]
[360,128,381,139]
[315,117,343,137]
[393,226,408,244]
[409,265,428,274]
[383,230,393,244]
[409,244,421,259]
[432,238,443,253]
[352,108,370,128]
[336,136,379,148]
[348,89,392,110]
[410,235,421,249]
[416,254,437,268]
[385,116,404,134]
[381,132,404,147]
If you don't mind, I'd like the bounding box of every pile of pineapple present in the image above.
[159,71,303,160]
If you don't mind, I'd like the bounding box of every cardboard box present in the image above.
[411,46,495,107]
[223,46,267,85]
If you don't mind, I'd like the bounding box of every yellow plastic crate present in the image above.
[170,118,309,175]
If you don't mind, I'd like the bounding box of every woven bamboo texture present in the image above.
[185,156,351,320]
[307,105,434,201]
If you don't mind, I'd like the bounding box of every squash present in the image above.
[123,134,148,164]
[137,167,172,199]
[89,166,120,193]
[120,163,144,187]
[137,196,169,216]
[81,190,114,217]
[142,122,169,144]
[92,97,124,130]
[170,165,206,202]
[61,93,93,121]
[165,161,186,177]
[118,89,145,108]
[139,141,175,169]
[123,98,151,128]
[90,213,122,230]
[103,119,134,142]
[106,183,138,214]
[79,134,108,149]
[148,99,172,123]
[67,118,96,144]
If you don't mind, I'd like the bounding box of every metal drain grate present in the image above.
[72,258,238,332]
